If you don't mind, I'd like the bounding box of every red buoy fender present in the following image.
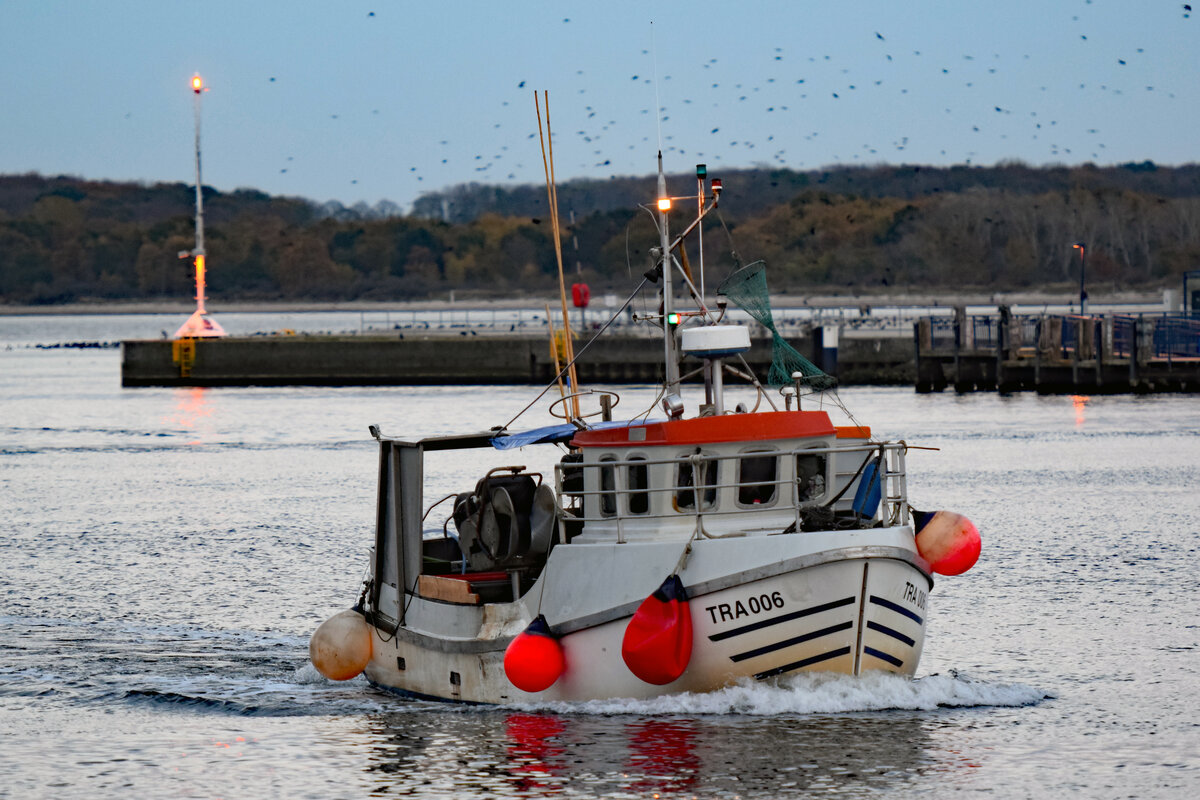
[503,615,565,693]
[622,575,693,685]
[914,509,982,575]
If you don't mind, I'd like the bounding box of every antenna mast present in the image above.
[657,152,680,391]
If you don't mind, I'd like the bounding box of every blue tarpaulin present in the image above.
[490,419,663,450]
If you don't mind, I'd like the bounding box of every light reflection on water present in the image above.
[1,344,1198,798]
[163,386,216,444]
[1071,393,1090,427]
[361,710,943,797]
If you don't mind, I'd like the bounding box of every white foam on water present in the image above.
[292,662,342,685]
[518,670,1050,716]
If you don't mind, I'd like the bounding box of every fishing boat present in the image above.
[310,151,981,704]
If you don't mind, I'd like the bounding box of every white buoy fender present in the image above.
[310,608,373,681]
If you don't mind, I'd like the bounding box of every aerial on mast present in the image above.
[173,72,225,339]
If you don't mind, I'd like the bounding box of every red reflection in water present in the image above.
[625,719,700,794]
[1071,394,1090,427]
[505,713,565,795]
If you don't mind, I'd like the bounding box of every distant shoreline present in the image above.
[0,288,1168,316]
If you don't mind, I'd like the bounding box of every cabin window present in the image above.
[599,456,617,517]
[738,451,778,506]
[795,453,828,503]
[627,456,649,515]
[676,454,718,511]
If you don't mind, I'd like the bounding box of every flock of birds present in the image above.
[246,6,1194,206]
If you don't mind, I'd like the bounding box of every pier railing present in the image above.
[916,311,1200,393]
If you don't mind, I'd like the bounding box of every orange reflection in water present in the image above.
[1071,394,1090,427]
[165,387,216,444]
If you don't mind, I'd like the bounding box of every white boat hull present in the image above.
[362,538,930,704]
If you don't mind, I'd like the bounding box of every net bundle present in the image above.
[717,261,837,390]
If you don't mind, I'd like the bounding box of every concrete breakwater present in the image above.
[120,332,914,388]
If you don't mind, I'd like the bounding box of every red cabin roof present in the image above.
[571,410,836,448]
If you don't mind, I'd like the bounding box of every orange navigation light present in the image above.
[193,253,207,313]
[657,197,672,212]
[192,74,204,93]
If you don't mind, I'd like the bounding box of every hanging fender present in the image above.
[913,509,982,575]
[622,574,694,685]
[503,614,565,693]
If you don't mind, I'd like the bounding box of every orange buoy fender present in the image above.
[622,574,693,685]
[914,510,982,575]
[310,608,373,681]
[503,615,565,693]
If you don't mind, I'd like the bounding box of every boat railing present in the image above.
[554,441,909,543]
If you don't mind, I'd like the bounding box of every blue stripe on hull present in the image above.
[863,646,904,668]
[730,621,854,663]
[866,620,916,647]
[868,595,924,625]
[754,646,853,680]
[708,596,856,642]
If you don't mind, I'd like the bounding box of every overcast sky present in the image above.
[2,1,1197,212]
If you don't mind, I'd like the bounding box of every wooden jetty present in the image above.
[915,308,1200,393]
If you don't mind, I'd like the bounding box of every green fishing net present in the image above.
[717,261,837,390]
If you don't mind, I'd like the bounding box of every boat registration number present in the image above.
[704,591,785,624]
[903,581,927,610]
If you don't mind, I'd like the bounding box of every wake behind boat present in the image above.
[310,153,981,704]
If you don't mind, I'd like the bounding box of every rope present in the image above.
[502,276,651,431]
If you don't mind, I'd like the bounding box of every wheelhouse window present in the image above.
[795,453,828,503]
[676,454,717,511]
[627,456,649,515]
[599,456,617,517]
[738,451,778,506]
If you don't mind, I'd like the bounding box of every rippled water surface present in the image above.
[2,319,1198,798]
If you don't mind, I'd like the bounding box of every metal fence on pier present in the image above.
[916,311,1200,393]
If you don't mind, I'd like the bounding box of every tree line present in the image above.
[1,161,1198,305]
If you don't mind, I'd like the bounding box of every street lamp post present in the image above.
[1072,242,1088,315]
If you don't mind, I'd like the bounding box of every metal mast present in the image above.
[657,151,680,390]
